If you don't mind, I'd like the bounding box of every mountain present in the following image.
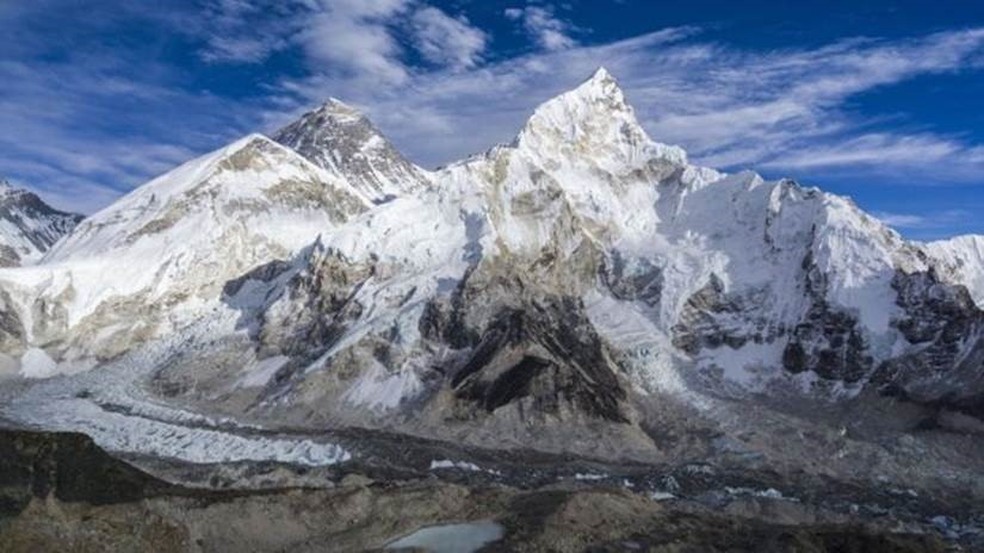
[0,178,82,267]
[0,68,982,506]
[0,134,368,366]
[198,68,983,446]
[273,98,431,203]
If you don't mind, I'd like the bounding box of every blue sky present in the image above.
[1,1,982,240]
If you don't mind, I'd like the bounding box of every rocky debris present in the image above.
[0,429,960,552]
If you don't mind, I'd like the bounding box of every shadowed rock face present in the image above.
[0,430,174,517]
[873,270,984,415]
[600,250,663,308]
[446,298,628,422]
[673,274,750,354]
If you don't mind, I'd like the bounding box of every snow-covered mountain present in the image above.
[0,135,368,367]
[1,68,983,463]
[0,178,82,267]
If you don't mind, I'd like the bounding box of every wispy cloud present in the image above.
[872,208,982,240]
[296,0,415,87]
[411,7,488,70]
[276,25,984,184]
[197,0,293,63]
[504,5,577,51]
[1,2,983,225]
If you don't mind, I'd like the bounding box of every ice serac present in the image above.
[0,178,83,267]
[1,134,369,363]
[273,98,431,203]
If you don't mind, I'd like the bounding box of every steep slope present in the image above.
[0,134,369,369]
[273,99,431,203]
[924,234,984,307]
[0,179,82,267]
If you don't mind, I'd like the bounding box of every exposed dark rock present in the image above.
[418,266,481,350]
[273,99,430,201]
[0,287,25,353]
[449,297,629,422]
[600,250,663,308]
[259,247,374,356]
[782,252,873,382]
[0,186,83,263]
[0,429,175,519]
[672,274,751,354]
[222,259,293,298]
[872,269,984,415]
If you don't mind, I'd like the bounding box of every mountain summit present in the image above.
[273,99,431,203]
[516,67,688,172]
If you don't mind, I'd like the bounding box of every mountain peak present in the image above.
[515,68,687,168]
[0,177,21,198]
[579,66,620,96]
[310,97,364,123]
[562,66,627,109]
[274,99,430,203]
[591,66,614,81]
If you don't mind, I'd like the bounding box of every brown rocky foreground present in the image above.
[0,429,959,552]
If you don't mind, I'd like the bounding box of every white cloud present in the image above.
[279,25,983,186]
[197,0,294,63]
[296,0,414,87]
[411,7,487,70]
[763,133,962,170]
[874,209,971,230]
[2,2,984,222]
[505,5,577,51]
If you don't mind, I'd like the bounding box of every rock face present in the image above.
[924,234,984,308]
[273,99,431,203]
[0,68,983,470]
[0,179,82,267]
